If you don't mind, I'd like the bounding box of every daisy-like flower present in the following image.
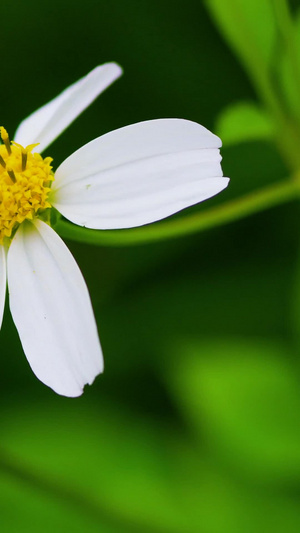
[0,63,229,397]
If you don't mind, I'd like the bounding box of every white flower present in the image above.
[0,63,229,397]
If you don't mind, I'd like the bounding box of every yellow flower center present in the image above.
[0,127,54,243]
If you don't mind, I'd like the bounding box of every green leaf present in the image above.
[204,0,276,72]
[203,0,300,167]
[0,473,116,533]
[0,403,190,533]
[216,101,274,145]
[2,400,300,533]
[168,338,300,484]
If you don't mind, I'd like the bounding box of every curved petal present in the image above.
[0,245,7,330]
[7,220,103,397]
[14,63,122,153]
[52,119,229,229]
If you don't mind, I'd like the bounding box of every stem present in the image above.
[56,179,300,247]
[236,0,300,171]
[272,0,300,122]
[206,0,300,170]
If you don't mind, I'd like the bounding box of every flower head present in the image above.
[0,63,229,397]
[0,130,53,241]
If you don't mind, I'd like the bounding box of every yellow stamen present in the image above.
[0,154,6,168]
[0,126,12,155]
[0,129,54,243]
[12,141,41,172]
[21,150,27,171]
[6,167,16,183]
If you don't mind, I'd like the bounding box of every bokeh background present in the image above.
[1,0,300,531]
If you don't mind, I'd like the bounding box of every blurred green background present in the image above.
[1,0,300,531]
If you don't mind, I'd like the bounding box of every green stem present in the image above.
[272,0,300,122]
[55,179,300,247]
[233,0,300,171]
[206,0,300,170]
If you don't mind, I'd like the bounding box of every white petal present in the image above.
[52,119,229,229]
[14,63,122,153]
[7,220,103,397]
[0,245,6,330]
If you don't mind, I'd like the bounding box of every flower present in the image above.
[0,63,229,397]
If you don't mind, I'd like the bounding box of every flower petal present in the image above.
[0,245,6,330]
[14,63,122,153]
[52,119,229,229]
[7,220,103,397]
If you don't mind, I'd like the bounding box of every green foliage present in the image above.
[169,339,300,483]
[2,395,300,533]
[0,404,186,532]
[216,101,274,145]
[205,0,276,70]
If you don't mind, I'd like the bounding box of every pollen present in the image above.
[0,128,54,243]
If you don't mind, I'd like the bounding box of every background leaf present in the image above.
[216,101,274,145]
[167,338,300,484]
[204,0,276,76]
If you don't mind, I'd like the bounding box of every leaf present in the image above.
[204,0,276,71]
[2,400,300,533]
[216,101,274,145]
[0,403,190,533]
[168,337,300,484]
[0,473,116,533]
